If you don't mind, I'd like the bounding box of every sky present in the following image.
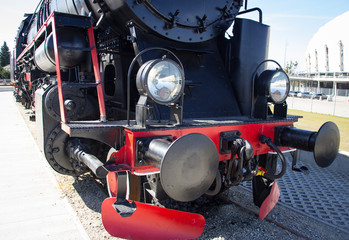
[0,0,348,71]
[247,0,349,71]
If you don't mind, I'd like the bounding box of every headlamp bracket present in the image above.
[253,97,288,119]
[136,95,150,128]
[135,95,183,127]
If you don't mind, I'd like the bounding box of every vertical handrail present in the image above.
[88,21,107,122]
[50,14,67,123]
[34,12,106,124]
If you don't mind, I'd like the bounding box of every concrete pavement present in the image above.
[0,87,90,240]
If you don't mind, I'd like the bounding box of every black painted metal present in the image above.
[65,121,123,149]
[13,5,344,236]
[27,0,242,43]
[21,2,267,122]
[219,18,270,116]
[102,0,242,43]
[131,26,242,119]
[44,125,83,176]
[276,122,340,168]
[14,14,33,59]
[237,7,263,23]
[277,127,315,151]
[35,85,60,152]
[144,138,172,169]
[220,130,242,154]
[313,122,340,167]
[274,102,288,118]
[113,172,137,217]
[44,83,97,121]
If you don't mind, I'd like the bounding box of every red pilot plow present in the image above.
[102,198,205,240]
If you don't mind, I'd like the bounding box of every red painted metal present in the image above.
[16,12,55,62]
[119,121,294,174]
[25,73,31,90]
[87,21,107,122]
[16,12,107,125]
[259,180,280,220]
[60,123,71,135]
[106,172,117,197]
[102,198,205,240]
[49,14,67,123]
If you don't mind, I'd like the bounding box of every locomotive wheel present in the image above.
[44,125,87,176]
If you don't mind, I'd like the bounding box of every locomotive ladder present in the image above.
[19,13,106,134]
[15,11,128,147]
[17,12,107,129]
[48,12,107,128]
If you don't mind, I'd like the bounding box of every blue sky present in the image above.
[1,0,348,71]
[247,0,349,70]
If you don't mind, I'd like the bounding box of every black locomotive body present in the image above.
[12,1,340,239]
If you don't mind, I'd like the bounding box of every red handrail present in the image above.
[16,12,107,124]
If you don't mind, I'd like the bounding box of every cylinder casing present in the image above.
[34,28,88,72]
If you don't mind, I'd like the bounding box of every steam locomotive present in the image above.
[12,0,340,239]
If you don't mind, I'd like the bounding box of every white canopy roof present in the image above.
[306,11,349,73]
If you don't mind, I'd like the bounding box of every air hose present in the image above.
[258,135,287,180]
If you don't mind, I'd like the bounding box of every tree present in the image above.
[284,60,298,75]
[0,66,10,79]
[0,41,10,67]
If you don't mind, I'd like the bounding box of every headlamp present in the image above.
[256,69,290,104]
[269,70,290,103]
[136,58,185,105]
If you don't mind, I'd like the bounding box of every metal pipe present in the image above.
[277,127,316,151]
[276,122,340,168]
[143,138,171,169]
[237,7,263,23]
[72,148,108,178]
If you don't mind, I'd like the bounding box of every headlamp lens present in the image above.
[269,71,290,103]
[146,59,184,104]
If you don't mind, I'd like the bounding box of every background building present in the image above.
[306,11,349,73]
[291,11,349,97]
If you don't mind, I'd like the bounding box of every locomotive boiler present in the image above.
[12,0,340,239]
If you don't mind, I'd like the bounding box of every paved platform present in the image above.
[242,151,349,234]
[0,87,90,240]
